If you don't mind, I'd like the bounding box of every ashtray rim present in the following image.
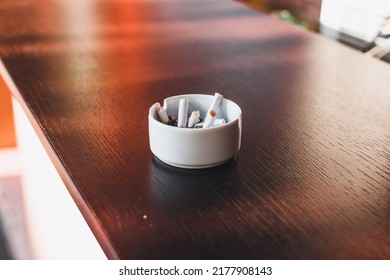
[148,93,242,169]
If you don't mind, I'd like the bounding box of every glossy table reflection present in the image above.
[1,0,390,259]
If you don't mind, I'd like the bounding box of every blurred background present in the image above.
[240,0,390,61]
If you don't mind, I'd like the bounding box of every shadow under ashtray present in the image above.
[150,155,240,211]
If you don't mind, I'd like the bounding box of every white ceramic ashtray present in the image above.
[148,93,242,169]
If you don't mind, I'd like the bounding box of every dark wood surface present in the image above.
[1,0,390,259]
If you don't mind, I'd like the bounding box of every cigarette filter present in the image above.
[203,110,217,128]
[177,98,188,128]
[187,110,200,128]
[157,107,169,124]
[203,92,223,126]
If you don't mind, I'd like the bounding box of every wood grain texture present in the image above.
[1,0,390,259]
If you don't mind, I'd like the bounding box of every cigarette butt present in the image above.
[187,110,200,128]
[157,107,169,124]
[203,110,217,128]
[203,92,223,125]
[214,118,226,126]
[149,102,161,120]
[197,118,225,128]
[177,98,188,128]
[194,122,204,128]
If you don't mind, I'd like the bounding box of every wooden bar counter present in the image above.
[1,0,390,259]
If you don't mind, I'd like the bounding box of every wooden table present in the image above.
[1,0,390,259]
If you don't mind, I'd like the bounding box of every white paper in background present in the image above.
[320,0,390,42]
